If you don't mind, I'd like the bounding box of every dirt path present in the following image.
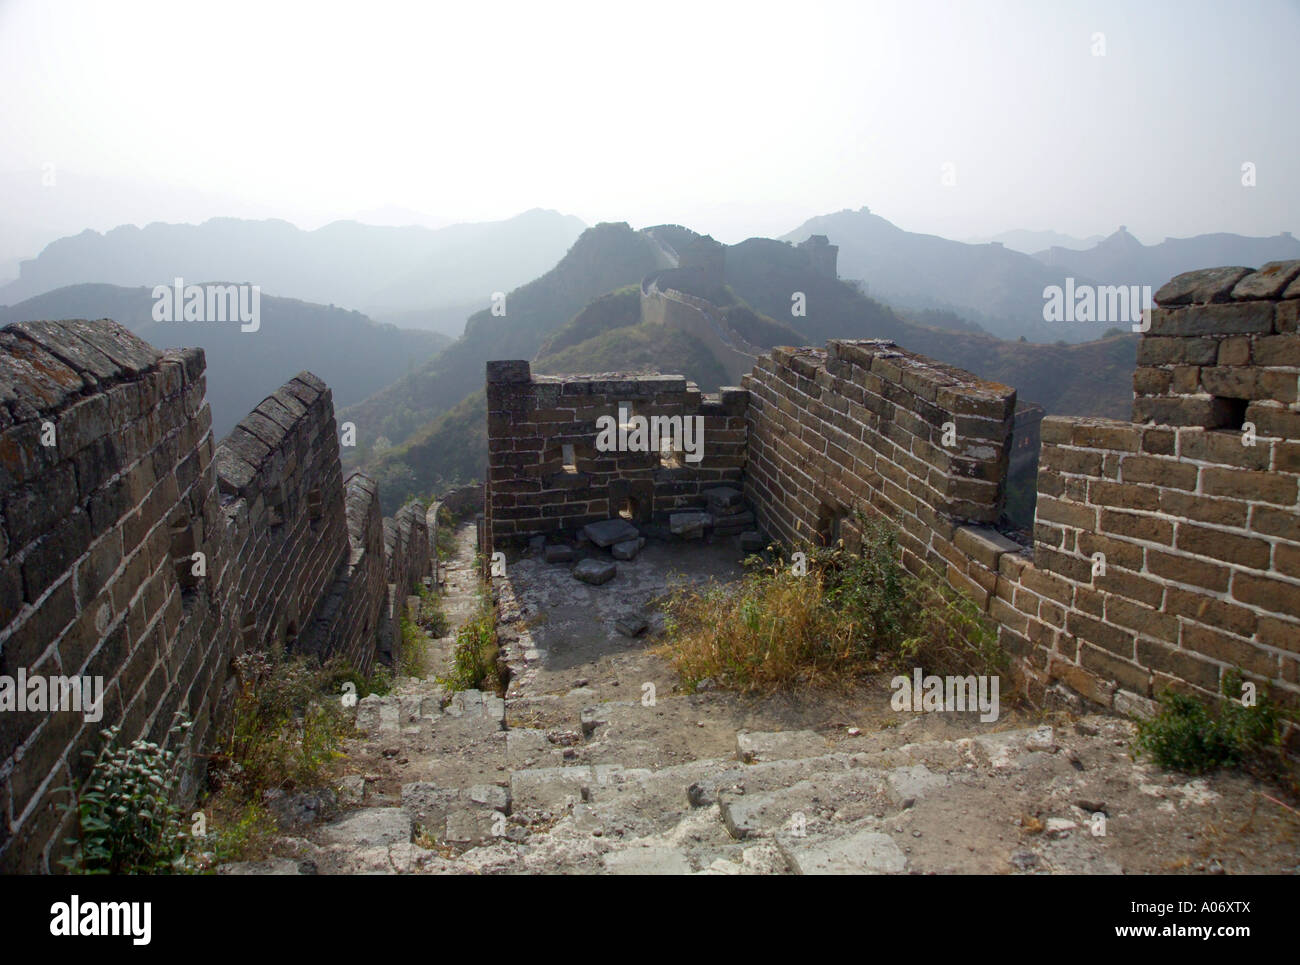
[227,524,1300,875]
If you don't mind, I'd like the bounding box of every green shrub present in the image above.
[60,720,194,875]
[1135,671,1282,774]
[399,615,428,678]
[440,598,505,694]
[204,800,279,865]
[435,506,458,562]
[208,650,350,799]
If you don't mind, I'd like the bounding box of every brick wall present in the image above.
[1014,264,1300,712]
[743,339,1016,557]
[0,321,231,871]
[484,359,747,553]
[0,320,433,871]
[734,265,1299,717]
[216,372,349,663]
[481,263,1297,722]
[299,473,387,674]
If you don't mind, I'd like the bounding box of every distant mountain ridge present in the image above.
[0,209,587,323]
[1032,226,1300,290]
[784,207,1297,344]
[349,219,1141,513]
[0,283,448,437]
[782,207,1109,343]
[968,229,1106,254]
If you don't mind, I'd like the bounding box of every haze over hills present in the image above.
[0,283,448,437]
[965,229,1106,254]
[1032,225,1300,289]
[783,207,1299,344]
[782,206,1111,343]
[338,222,667,458]
[0,208,587,331]
[346,218,1143,512]
[5,202,1287,513]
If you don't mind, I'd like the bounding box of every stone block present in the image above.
[573,558,616,585]
[1155,266,1252,305]
[582,518,639,547]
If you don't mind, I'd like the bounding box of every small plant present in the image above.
[656,513,1003,693]
[417,583,450,638]
[203,800,279,865]
[208,650,350,800]
[195,651,357,867]
[366,661,394,696]
[398,614,428,678]
[1134,671,1283,774]
[440,596,506,694]
[60,720,194,875]
[435,506,458,562]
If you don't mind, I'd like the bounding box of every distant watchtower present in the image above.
[799,234,838,279]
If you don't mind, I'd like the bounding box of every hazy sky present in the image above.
[1,0,1296,252]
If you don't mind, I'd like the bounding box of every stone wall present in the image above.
[744,339,1016,555]
[483,261,1299,722]
[216,372,349,664]
[0,320,434,871]
[738,264,1300,717]
[299,473,386,674]
[640,274,762,386]
[0,320,224,873]
[484,359,747,554]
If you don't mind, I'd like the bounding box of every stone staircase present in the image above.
[221,522,1299,876]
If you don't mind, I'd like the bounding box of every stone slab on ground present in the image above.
[611,538,645,560]
[603,846,694,875]
[614,613,648,637]
[583,519,640,548]
[573,558,617,585]
[217,858,304,875]
[511,766,594,810]
[319,808,413,848]
[779,829,908,875]
[544,544,575,563]
[669,512,712,538]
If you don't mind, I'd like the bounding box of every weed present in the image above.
[399,614,428,678]
[656,514,1002,694]
[439,596,506,694]
[417,583,450,637]
[206,649,350,801]
[59,720,194,874]
[1134,670,1284,774]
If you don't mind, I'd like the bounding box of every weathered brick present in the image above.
[1232,572,1300,619]
[1120,455,1198,490]
[1134,639,1221,692]
[1202,467,1297,505]
[1147,549,1231,592]
[1099,509,1172,544]
[1175,522,1271,570]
